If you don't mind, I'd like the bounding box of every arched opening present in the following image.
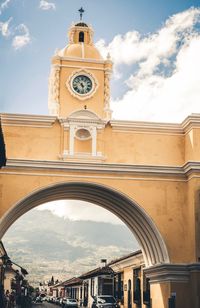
[0,182,169,267]
[79,31,84,42]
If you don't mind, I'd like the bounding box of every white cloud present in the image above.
[96,7,200,123]
[37,200,123,225]
[0,17,12,37]
[39,0,56,11]
[0,0,11,14]
[12,23,31,50]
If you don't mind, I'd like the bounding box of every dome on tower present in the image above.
[75,22,88,27]
[59,44,102,59]
[58,22,102,60]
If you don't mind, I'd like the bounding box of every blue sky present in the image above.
[0,0,200,122]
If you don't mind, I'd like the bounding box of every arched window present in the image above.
[79,31,84,42]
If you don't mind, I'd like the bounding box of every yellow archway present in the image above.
[0,181,169,267]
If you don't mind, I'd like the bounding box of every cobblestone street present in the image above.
[32,302,58,308]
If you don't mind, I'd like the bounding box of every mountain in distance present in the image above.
[3,209,139,285]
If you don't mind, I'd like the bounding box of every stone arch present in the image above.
[0,181,170,267]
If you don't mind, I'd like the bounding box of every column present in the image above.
[91,127,97,157]
[69,125,75,155]
[144,263,200,308]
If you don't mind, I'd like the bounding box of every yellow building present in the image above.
[1,17,200,308]
[110,250,149,308]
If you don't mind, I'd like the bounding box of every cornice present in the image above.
[2,160,200,179]
[110,113,200,135]
[1,113,200,134]
[58,64,106,71]
[181,114,200,133]
[55,56,106,64]
[0,113,57,128]
[59,117,106,129]
[2,159,199,178]
[110,120,182,134]
[109,254,144,272]
[144,263,200,283]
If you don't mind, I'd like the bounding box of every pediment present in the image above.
[68,109,100,120]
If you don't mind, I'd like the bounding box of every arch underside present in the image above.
[0,182,170,267]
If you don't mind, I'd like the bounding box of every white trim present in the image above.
[110,114,200,134]
[68,109,101,120]
[59,152,106,162]
[110,253,144,272]
[144,263,200,283]
[0,113,56,127]
[60,65,106,71]
[4,159,200,178]
[0,170,188,183]
[91,127,97,156]
[75,128,91,141]
[69,125,75,155]
[2,113,200,133]
[57,56,105,64]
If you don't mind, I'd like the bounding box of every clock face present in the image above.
[72,75,93,95]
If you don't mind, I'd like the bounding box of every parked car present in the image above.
[92,296,119,308]
[60,297,67,307]
[34,296,42,303]
[55,297,61,305]
[62,298,78,308]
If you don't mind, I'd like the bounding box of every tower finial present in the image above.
[78,7,85,21]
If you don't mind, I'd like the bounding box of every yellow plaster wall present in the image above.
[150,283,170,308]
[104,128,185,165]
[2,123,187,165]
[74,138,92,154]
[2,121,61,160]
[185,128,200,162]
[58,61,105,119]
[122,267,132,308]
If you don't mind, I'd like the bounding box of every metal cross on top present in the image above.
[78,7,85,20]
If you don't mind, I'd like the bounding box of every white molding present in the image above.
[68,109,101,120]
[110,114,200,134]
[110,120,182,134]
[60,64,106,71]
[91,126,97,156]
[110,253,144,272]
[144,263,200,283]
[57,56,105,64]
[2,113,200,133]
[0,113,57,127]
[59,115,106,129]
[75,128,91,141]
[59,152,106,162]
[69,125,75,155]
[4,159,200,178]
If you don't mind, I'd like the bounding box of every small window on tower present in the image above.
[79,31,84,42]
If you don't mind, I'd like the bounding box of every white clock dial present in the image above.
[72,75,92,95]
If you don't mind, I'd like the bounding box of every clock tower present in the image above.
[48,15,112,160]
